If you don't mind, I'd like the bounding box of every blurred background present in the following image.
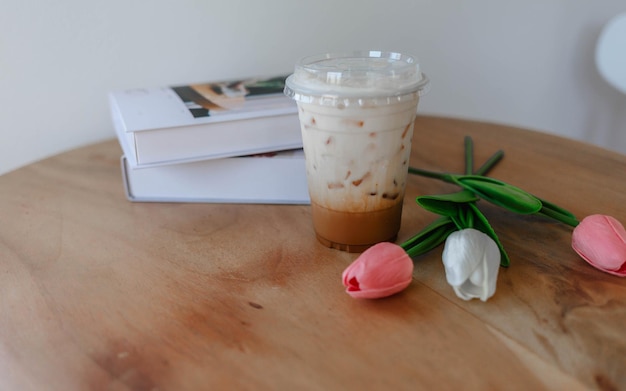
[1,0,625,175]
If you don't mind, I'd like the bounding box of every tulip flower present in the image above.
[342,242,414,299]
[442,229,500,301]
[572,214,626,277]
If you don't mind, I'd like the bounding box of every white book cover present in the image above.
[110,75,302,168]
[121,149,310,204]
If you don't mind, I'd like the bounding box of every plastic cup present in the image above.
[284,50,429,252]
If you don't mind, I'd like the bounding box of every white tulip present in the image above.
[442,228,500,302]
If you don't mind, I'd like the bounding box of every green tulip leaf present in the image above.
[457,203,475,229]
[454,175,542,215]
[401,216,458,258]
[416,190,479,217]
[467,203,511,267]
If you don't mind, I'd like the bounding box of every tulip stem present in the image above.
[407,166,449,181]
[408,147,504,180]
[475,150,504,176]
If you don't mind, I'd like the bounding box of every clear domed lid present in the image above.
[284,50,429,106]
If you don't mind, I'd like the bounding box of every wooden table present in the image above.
[1,116,625,391]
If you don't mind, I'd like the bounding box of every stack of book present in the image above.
[109,75,310,204]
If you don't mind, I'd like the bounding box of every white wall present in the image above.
[1,0,625,175]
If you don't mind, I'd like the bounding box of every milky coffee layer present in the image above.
[297,96,419,213]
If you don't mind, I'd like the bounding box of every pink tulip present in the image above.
[342,242,414,299]
[571,214,626,277]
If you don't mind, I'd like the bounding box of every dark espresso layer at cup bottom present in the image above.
[310,201,403,253]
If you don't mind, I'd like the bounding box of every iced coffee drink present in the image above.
[284,51,429,252]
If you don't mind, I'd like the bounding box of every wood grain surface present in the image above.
[1,116,625,391]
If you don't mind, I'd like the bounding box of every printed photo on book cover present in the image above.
[172,75,288,118]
